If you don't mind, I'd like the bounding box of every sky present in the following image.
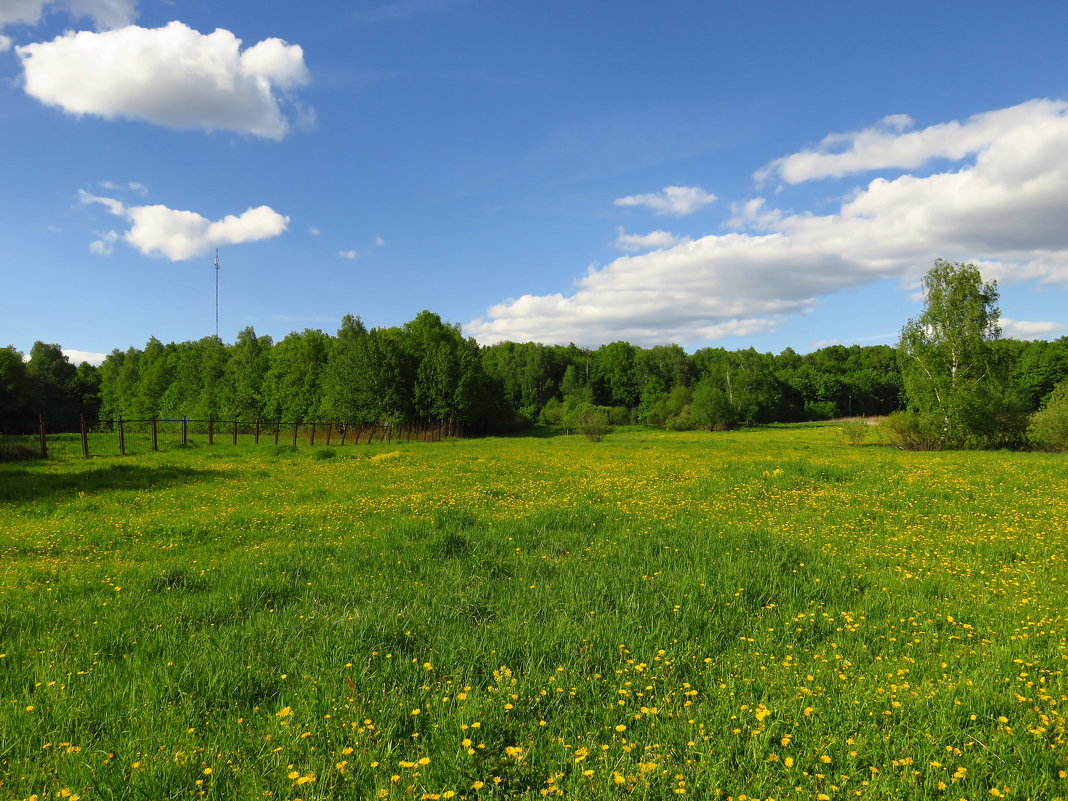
[2,0,1068,366]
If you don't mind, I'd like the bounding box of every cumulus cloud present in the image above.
[614,228,687,252]
[62,348,108,366]
[755,99,1068,185]
[79,189,289,260]
[338,249,358,260]
[613,185,716,217]
[1000,318,1064,340]
[17,21,310,139]
[469,99,1068,347]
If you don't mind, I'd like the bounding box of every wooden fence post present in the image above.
[255,420,260,445]
[151,416,158,452]
[326,420,333,446]
[340,423,348,446]
[38,416,48,459]
[232,418,238,446]
[274,420,280,445]
[208,416,214,446]
[292,421,299,448]
[310,421,317,446]
[80,415,89,458]
[118,417,126,456]
[182,417,188,446]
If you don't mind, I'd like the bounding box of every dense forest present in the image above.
[3,310,1067,435]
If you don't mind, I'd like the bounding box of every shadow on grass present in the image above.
[0,463,218,503]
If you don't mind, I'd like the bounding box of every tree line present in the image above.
[2,301,1066,440]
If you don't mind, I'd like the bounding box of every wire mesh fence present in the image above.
[0,417,462,460]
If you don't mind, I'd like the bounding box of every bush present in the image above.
[565,403,610,442]
[1028,380,1068,451]
[840,420,869,445]
[538,398,563,426]
[665,405,695,431]
[804,400,838,421]
[881,410,941,450]
[312,447,337,460]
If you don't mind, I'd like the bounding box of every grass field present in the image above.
[1,425,1066,801]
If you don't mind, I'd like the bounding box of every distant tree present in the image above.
[262,331,330,422]
[593,341,640,408]
[0,346,32,426]
[897,259,1026,448]
[223,327,272,420]
[26,342,79,423]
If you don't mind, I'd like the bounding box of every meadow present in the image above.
[1,425,1066,801]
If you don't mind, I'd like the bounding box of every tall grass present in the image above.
[1,427,1066,800]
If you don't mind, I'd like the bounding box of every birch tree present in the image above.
[897,259,1016,448]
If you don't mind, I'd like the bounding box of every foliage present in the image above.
[563,402,610,441]
[881,409,942,450]
[1028,379,1068,451]
[897,259,1026,448]
[840,419,869,445]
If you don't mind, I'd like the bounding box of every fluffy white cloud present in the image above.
[470,99,1068,347]
[755,99,1068,184]
[613,185,716,217]
[80,190,289,260]
[613,228,687,252]
[1000,318,1064,340]
[17,21,309,139]
[338,249,358,260]
[62,348,108,366]
[0,34,12,51]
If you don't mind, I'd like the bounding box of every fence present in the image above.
[0,416,463,460]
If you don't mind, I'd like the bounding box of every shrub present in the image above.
[1028,380,1068,451]
[840,420,868,445]
[881,410,941,450]
[312,447,337,460]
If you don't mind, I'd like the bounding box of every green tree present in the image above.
[897,259,1024,448]
[0,346,32,426]
[1028,379,1068,451]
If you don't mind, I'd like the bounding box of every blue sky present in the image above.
[3,0,1067,365]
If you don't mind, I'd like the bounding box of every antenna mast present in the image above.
[214,248,220,339]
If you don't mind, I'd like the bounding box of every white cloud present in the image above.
[89,229,118,255]
[613,228,687,252]
[374,236,385,246]
[0,0,52,28]
[756,99,1068,184]
[80,190,289,260]
[62,348,108,366]
[309,227,321,235]
[1000,318,1064,340]
[338,249,358,260]
[469,99,1068,347]
[17,21,310,139]
[0,0,136,36]
[0,34,12,52]
[613,185,716,217]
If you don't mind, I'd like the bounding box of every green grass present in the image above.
[1,426,1066,800]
